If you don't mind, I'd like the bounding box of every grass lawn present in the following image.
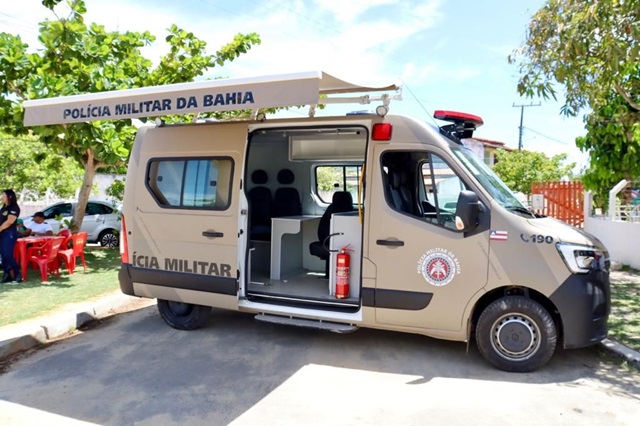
[608,269,640,352]
[0,248,121,326]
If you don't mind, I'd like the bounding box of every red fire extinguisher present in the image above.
[336,245,351,299]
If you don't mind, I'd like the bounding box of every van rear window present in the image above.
[315,165,362,204]
[146,157,234,210]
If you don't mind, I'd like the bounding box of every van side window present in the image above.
[381,151,468,230]
[315,165,362,204]
[381,151,421,216]
[421,154,468,230]
[146,158,234,210]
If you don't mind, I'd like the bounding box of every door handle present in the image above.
[376,239,404,247]
[202,231,224,238]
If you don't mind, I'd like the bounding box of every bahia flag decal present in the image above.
[490,230,508,241]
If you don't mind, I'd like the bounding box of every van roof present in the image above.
[23,71,400,127]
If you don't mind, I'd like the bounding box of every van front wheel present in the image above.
[476,296,557,372]
[157,299,211,330]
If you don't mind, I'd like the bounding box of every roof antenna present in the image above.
[398,78,437,127]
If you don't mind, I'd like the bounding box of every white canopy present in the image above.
[23,71,399,126]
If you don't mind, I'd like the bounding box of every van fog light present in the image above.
[556,243,603,274]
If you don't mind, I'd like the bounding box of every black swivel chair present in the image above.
[273,168,302,217]
[247,169,273,241]
[309,191,354,277]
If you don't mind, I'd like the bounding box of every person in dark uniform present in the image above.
[0,189,22,283]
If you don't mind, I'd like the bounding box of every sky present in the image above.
[0,0,588,168]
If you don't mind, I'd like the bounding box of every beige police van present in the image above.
[23,71,610,372]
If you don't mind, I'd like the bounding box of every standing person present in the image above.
[0,189,22,283]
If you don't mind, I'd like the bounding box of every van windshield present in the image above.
[452,146,534,218]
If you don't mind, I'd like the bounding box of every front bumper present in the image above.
[549,270,610,349]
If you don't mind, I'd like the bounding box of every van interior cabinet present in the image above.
[270,215,321,280]
[329,212,362,299]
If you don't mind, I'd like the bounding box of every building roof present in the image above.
[464,137,513,151]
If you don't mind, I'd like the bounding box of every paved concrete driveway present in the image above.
[1,304,639,425]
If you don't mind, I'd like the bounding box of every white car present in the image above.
[22,200,121,247]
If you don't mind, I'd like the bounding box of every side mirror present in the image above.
[454,190,480,232]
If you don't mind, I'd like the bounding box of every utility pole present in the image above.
[512,102,541,150]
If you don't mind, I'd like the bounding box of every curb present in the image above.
[599,339,640,370]
[0,292,141,362]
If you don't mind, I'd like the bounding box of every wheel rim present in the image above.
[101,233,118,247]
[167,301,192,317]
[490,313,541,361]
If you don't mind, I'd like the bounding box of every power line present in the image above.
[523,126,570,146]
[512,101,540,150]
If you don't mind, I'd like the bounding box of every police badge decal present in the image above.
[417,248,461,287]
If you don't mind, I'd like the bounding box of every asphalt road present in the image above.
[0,303,639,425]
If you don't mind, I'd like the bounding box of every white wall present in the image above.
[585,216,640,269]
[92,173,126,200]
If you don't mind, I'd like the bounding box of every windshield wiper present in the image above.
[506,205,535,217]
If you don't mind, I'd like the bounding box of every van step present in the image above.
[254,314,358,334]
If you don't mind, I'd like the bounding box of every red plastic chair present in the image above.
[57,232,88,275]
[59,229,72,248]
[28,236,65,281]
[26,239,48,259]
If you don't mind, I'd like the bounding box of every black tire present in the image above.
[157,299,211,330]
[99,229,119,248]
[476,296,557,372]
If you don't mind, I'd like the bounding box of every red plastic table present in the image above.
[14,236,56,279]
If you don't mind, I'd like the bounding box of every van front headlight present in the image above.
[556,243,605,274]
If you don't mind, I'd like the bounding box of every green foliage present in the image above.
[316,167,342,191]
[106,179,125,203]
[510,0,640,116]
[55,214,76,232]
[0,131,82,198]
[0,0,260,228]
[576,91,640,200]
[492,149,575,195]
[609,278,640,352]
[511,0,640,198]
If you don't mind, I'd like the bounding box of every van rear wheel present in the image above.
[476,296,557,372]
[157,299,211,330]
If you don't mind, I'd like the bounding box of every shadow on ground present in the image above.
[0,306,638,425]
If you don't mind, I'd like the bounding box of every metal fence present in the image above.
[609,179,640,222]
[531,181,584,227]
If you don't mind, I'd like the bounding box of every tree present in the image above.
[510,0,640,116]
[316,167,343,191]
[576,91,640,202]
[0,131,83,198]
[105,179,125,204]
[510,0,640,194]
[0,0,260,229]
[492,149,575,196]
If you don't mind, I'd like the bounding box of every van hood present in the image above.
[527,217,607,251]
